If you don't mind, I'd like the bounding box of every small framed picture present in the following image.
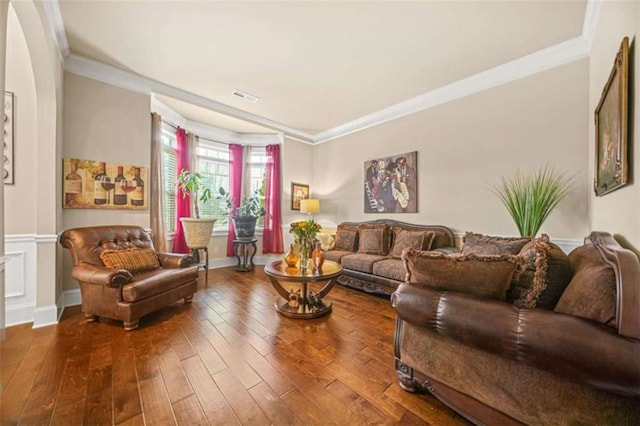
[595,36,629,196]
[4,91,14,185]
[291,182,309,210]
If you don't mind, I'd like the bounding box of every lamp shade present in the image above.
[300,199,320,214]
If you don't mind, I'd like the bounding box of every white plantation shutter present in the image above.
[195,141,230,224]
[247,146,267,227]
[161,127,177,232]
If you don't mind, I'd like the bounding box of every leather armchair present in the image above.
[60,225,199,330]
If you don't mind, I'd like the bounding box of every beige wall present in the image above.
[62,72,151,289]
[63,72,151,229]
[281,137,314,246]
[5,5,38,235]
[589,1,640,252]
[313,59,590,240]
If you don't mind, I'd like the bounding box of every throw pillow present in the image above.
[358,224,391,255]
[507,234,572,309]
[334,224,359,251]
[402,249,523,300]
[389,228,435,259]
[554,244,616,327]
[462,232,532,255]
[100,247,160,275]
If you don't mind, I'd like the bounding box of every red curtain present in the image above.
[172,127,191,253]
[227,144,244,256]
[263,144,283,254]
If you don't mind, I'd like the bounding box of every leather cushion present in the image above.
[357,224,390,255]
[402,249,522,300]
[100,248,160,275]
[389,228,435,259]
[342,253,387,274]
[462,232,532,255]
[554,244,616,327]
[508,235,572,309]
[122,266,198,302]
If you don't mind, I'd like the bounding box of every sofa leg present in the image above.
[184,295,194,303]
[123,320,139,331]
[85,313,98,322]
[396,359,419,393]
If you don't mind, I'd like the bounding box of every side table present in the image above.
[190,246,209,285]
[233,238,257,272]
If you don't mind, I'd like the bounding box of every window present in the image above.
[161,125,177,232]
[160,127,267,232]
[195,140,229,225]
[247,146,268,227]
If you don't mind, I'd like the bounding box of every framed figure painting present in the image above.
[291,182,309,210]
[364,151,417,213]
[595,36,629,196]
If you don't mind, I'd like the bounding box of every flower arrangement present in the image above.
[289,220,322,270]
[289,220,322,243]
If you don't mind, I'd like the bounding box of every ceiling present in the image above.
[54,1,589,141]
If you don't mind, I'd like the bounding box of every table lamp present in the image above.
[300,199,320,219]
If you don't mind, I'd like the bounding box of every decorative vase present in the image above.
[232,216,258,240]
[311,241,325,271]
[284,243,299,267]
[299,238,310,272]
[179,218,217,248]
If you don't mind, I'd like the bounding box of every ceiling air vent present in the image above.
[232,89,260,103]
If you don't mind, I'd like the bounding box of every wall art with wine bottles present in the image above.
[62,158,148,210]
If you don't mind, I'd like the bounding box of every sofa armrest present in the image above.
[392,282,640,397]
[71,262,132,287]
[157,252,194,268]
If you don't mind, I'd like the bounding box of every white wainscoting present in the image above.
[5,235,38,327]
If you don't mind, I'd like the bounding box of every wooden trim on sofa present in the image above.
[587,231,640,339]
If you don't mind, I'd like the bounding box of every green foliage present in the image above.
[491,166,572,237]
[289,220,322,243]
[217,187,267,221]
[177,169,213,219]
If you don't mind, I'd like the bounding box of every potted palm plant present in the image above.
[177,170,216,248]
[218,187,267,240]
[491,166,572,237]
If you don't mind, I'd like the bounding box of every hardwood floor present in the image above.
[1,266,469,425]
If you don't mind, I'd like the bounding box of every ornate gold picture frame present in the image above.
[595,37,629,196]
[291,182,309,210]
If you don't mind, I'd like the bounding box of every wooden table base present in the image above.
[274,298,332,319]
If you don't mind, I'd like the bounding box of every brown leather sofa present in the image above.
[325,219,457,295]
[59,225,198,330]
[391,232,640,425]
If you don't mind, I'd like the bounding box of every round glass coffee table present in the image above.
[264,260,343,319]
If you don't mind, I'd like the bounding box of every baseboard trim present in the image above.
[63,288,82,307]
[32,304,58,328]
[5,302,35,327]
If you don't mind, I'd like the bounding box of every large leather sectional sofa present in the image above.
[392,232,640,425]
[325,219,457,295]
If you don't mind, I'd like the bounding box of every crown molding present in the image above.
[46,0,597,146]
[64,54,315,143]
[313,35,589,144]
[41,0,69,63]
[582,0,602,54]
[151,96,283,145]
